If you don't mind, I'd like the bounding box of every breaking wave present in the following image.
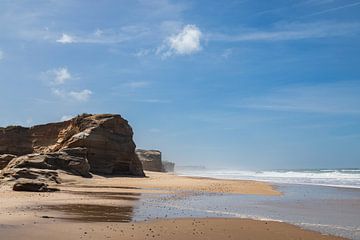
[176,168,360,189]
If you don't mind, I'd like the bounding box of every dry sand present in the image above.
[60,171,280,195]
[0,171,347,240]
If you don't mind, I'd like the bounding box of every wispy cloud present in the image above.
[305,1,360,17]
[56,33,75,44]
[52,88,92,102]
[0,49,3,60]
[41,67,92,102]
[235,82,360,114]
[134,49,151,57]
[55,27,150,45]
[69,89,92,102]
[157,24,202,58]
[41,67,73,85]
[209,21,360,42]
[0,0,185,46]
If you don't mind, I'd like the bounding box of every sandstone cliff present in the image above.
[136,149,164,172]
[136,149,175,172]
[0,114,145,191]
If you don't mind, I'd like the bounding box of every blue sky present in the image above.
[1,0,360,169]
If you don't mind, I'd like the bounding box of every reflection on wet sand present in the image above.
[35,190,142,223]
[63,190,141,201]
[44,204,134,222]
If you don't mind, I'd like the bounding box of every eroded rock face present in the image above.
[2,147,91,179]
[0,114,144,176]
[0,154,17,170]
[136,149,164,172]
[0,114,145,191]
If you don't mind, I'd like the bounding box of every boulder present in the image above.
[1,168,61,184]
[3,147,91,178]
[13,180,58,192]
[136,149,164,172]
[0,154,17,170]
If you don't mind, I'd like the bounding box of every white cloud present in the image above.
[69,89,92,102]
[45,68,91,102]
[54,67,72,84]
[54,27,150,45]
[52,88,92,102]
[56,33,75,44]
[157,24,202,58]
[43,67,72,85]
[0,50,3,60]
[169,25,202,54]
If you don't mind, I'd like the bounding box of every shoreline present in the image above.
[175,169,360,190]
[0,171,349,240]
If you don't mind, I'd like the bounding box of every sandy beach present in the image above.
[0,171,347,240]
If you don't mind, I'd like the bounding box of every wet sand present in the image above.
[0,171,347,240]
[1,218,346,240]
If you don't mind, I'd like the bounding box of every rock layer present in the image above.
[0,114,144,176]
[0,154,17,170]
[136,149,163,172]
[2,147,91,179]
[0,114,145,191]
[136,149,165,172]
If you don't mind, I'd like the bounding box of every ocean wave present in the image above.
[176,169,360,189]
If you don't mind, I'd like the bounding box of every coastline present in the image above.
[0,171,348,240]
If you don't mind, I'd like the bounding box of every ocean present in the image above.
[175,168,360,189]
[133,168,360,239]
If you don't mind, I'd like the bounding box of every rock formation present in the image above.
[13,179,58,192]
[2,147,91,180]
[0,154,17,170]
[136,149,164,172]
[0,114,145,191]
[136,149,175,172]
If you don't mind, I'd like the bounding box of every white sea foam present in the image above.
[176,169,360,189]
